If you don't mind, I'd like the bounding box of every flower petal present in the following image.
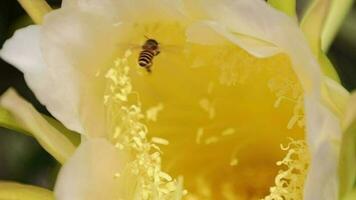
[187,21,282,57]
[0,181,54,200]
[186,0,321,92]
[40,8,130,137]
[0,25,84,133]
[304,95,342,200]
[186,1,343,199]
[62,0,185,22]
[54,138,127,200]
[0,89,76,164]
[322,77,350,119]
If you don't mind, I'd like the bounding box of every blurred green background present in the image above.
[0,0,355,190]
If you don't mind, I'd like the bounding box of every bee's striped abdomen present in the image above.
[138,50,155,67]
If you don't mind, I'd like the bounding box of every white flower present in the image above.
[0,0,354,200]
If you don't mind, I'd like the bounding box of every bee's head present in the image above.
[143,39,159,50]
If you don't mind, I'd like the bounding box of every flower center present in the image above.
[101,22,310,200]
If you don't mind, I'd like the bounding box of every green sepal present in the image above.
[319,52,340,83]
[0,105,80,146]
[300,0,341,83]
[267,0,297,17]
[339,91,356,200]
[0,181,54,200]
[322,0,354,51]
[339,120,356,199]
[0,106,30,135]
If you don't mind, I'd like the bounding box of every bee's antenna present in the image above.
[144,35,150,40]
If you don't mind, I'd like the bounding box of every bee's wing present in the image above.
[160,44,185,54]
[116,43,142,51]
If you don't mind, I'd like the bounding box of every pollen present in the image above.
[146,103,164,122]
[199,98,215,120]
[262,138,310,200]
[195,128,204,144]
[152,137,170,145]
[221,128,236,136]
[100,20,307,200]
[102,51,182,200]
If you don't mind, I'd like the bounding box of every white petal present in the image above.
[0,89,75,164]
[62,0,185,22]
[304,95,342,200]
[187,21,282,57]
[187,0,322,93]
[55,138,127,200]
[0,25,84,134]
[322,77,350,120]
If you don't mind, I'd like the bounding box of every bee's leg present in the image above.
[156,51,161,56]
[146,65,152,73]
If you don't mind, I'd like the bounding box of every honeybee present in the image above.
[138,39,160,72]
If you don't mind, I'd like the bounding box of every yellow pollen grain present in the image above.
[221,128,236,136]
[95,70,101,77]
[160,172,173,182]
[207,82,215,94]
[268,76,304,130]
[146,103,164,122]
[114,172,121,179]
[114,142,124,150]
[204,136,219,145]
[229,158,239,166]
[152,137,170,145]
[103,51,182,199]
[199,98,215,120]
[262,138,310,200]
[103,95,110,105]
[195,128,204,144]
[113,127,121,139]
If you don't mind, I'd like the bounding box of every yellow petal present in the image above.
[0,181,54,200]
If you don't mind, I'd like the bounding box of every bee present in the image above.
[138,38,160,72]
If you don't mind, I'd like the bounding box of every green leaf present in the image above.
[339,92,356,199]
[267,0,297,17]
[0,181,54,200]
[0,89,77,164]
[322,0,354,51]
